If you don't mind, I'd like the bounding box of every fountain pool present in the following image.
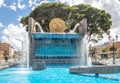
[0,67,119,83]
[0,17,119,83]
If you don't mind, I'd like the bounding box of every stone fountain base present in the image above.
[69,65,120,75]
[32,59,46,70]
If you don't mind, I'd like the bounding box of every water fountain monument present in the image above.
[28,17,88,70]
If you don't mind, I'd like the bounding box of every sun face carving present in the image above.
[49,18,67,33]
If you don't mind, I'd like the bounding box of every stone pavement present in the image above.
[101,59,120,65]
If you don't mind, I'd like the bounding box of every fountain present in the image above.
[27,17,120,77]
[28,17,88,69]
[18,32,29,68]
[35,22,44,33]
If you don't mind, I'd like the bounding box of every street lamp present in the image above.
[112,39,115,64]
[115,35,118,41]
[108,35,118,64]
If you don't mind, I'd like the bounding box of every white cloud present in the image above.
[96,28,120,45]
[28,0,48,8]
[2,36,22,50]
[101,0,120,29]
[28,0,33,7]
[9,2,17,11]
[3,0,26,11]
[2,3,6,7]
[17,16,22,22]
[110,28,120,40]
[18,0,26,10]
[0,0,26,10]
[2,23,27,50]
[2,24,25,40]
[9,5,17,11]
[0,0,4,7]
[0,22,4,27]
[28,0,39,7]
[1,36,9,44]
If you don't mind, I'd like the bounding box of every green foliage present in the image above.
[101,47,107,53]
[109,45,117,52]
[20,16,29,31]
[3,54,8,62]
[90,47,96,56]
[29,2,70,32]
[71,4,112,40]
[13,54,16,59]
[20,2,112,38]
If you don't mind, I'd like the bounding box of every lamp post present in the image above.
[112,39,115,64]
[108,35,118,64]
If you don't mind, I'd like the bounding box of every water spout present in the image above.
[18,32,29,68]
[35,22,44,33]
[80,35,91,66]
[72,23,80,33]
[26,32,29,68]
[70,19,87,34]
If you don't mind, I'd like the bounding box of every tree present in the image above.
[20,2,112,40]
[21,3,70,32]
[3,54,8,62]
[101,47,107,53]
[109,45,117,52]
[101,47,108,59]
[90,47,97,60]
[71,4,112,41]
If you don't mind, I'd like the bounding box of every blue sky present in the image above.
[0,0,120,49]
[0,0,33,40]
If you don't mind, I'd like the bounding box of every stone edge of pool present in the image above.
[69,65,120,81]
[69,64,120,74]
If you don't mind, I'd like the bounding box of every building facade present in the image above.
[0,43,14,57]
[94,41,120,59]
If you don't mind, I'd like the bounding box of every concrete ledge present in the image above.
[69,65,120,74]
[32,60,46,70]
[32,59,81,64]
[0,65,9,70]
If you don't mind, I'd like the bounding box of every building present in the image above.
[94,41,120,59]
[13,51,20,59]
[0,51,4,60]
[0,43,14,57]
[91,42,109,56]
[105,41,120,58]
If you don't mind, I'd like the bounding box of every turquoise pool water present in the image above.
[0,67,120,83]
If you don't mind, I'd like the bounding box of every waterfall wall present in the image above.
[31,33,86,65]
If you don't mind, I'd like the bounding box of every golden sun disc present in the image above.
[49,18,67,33]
